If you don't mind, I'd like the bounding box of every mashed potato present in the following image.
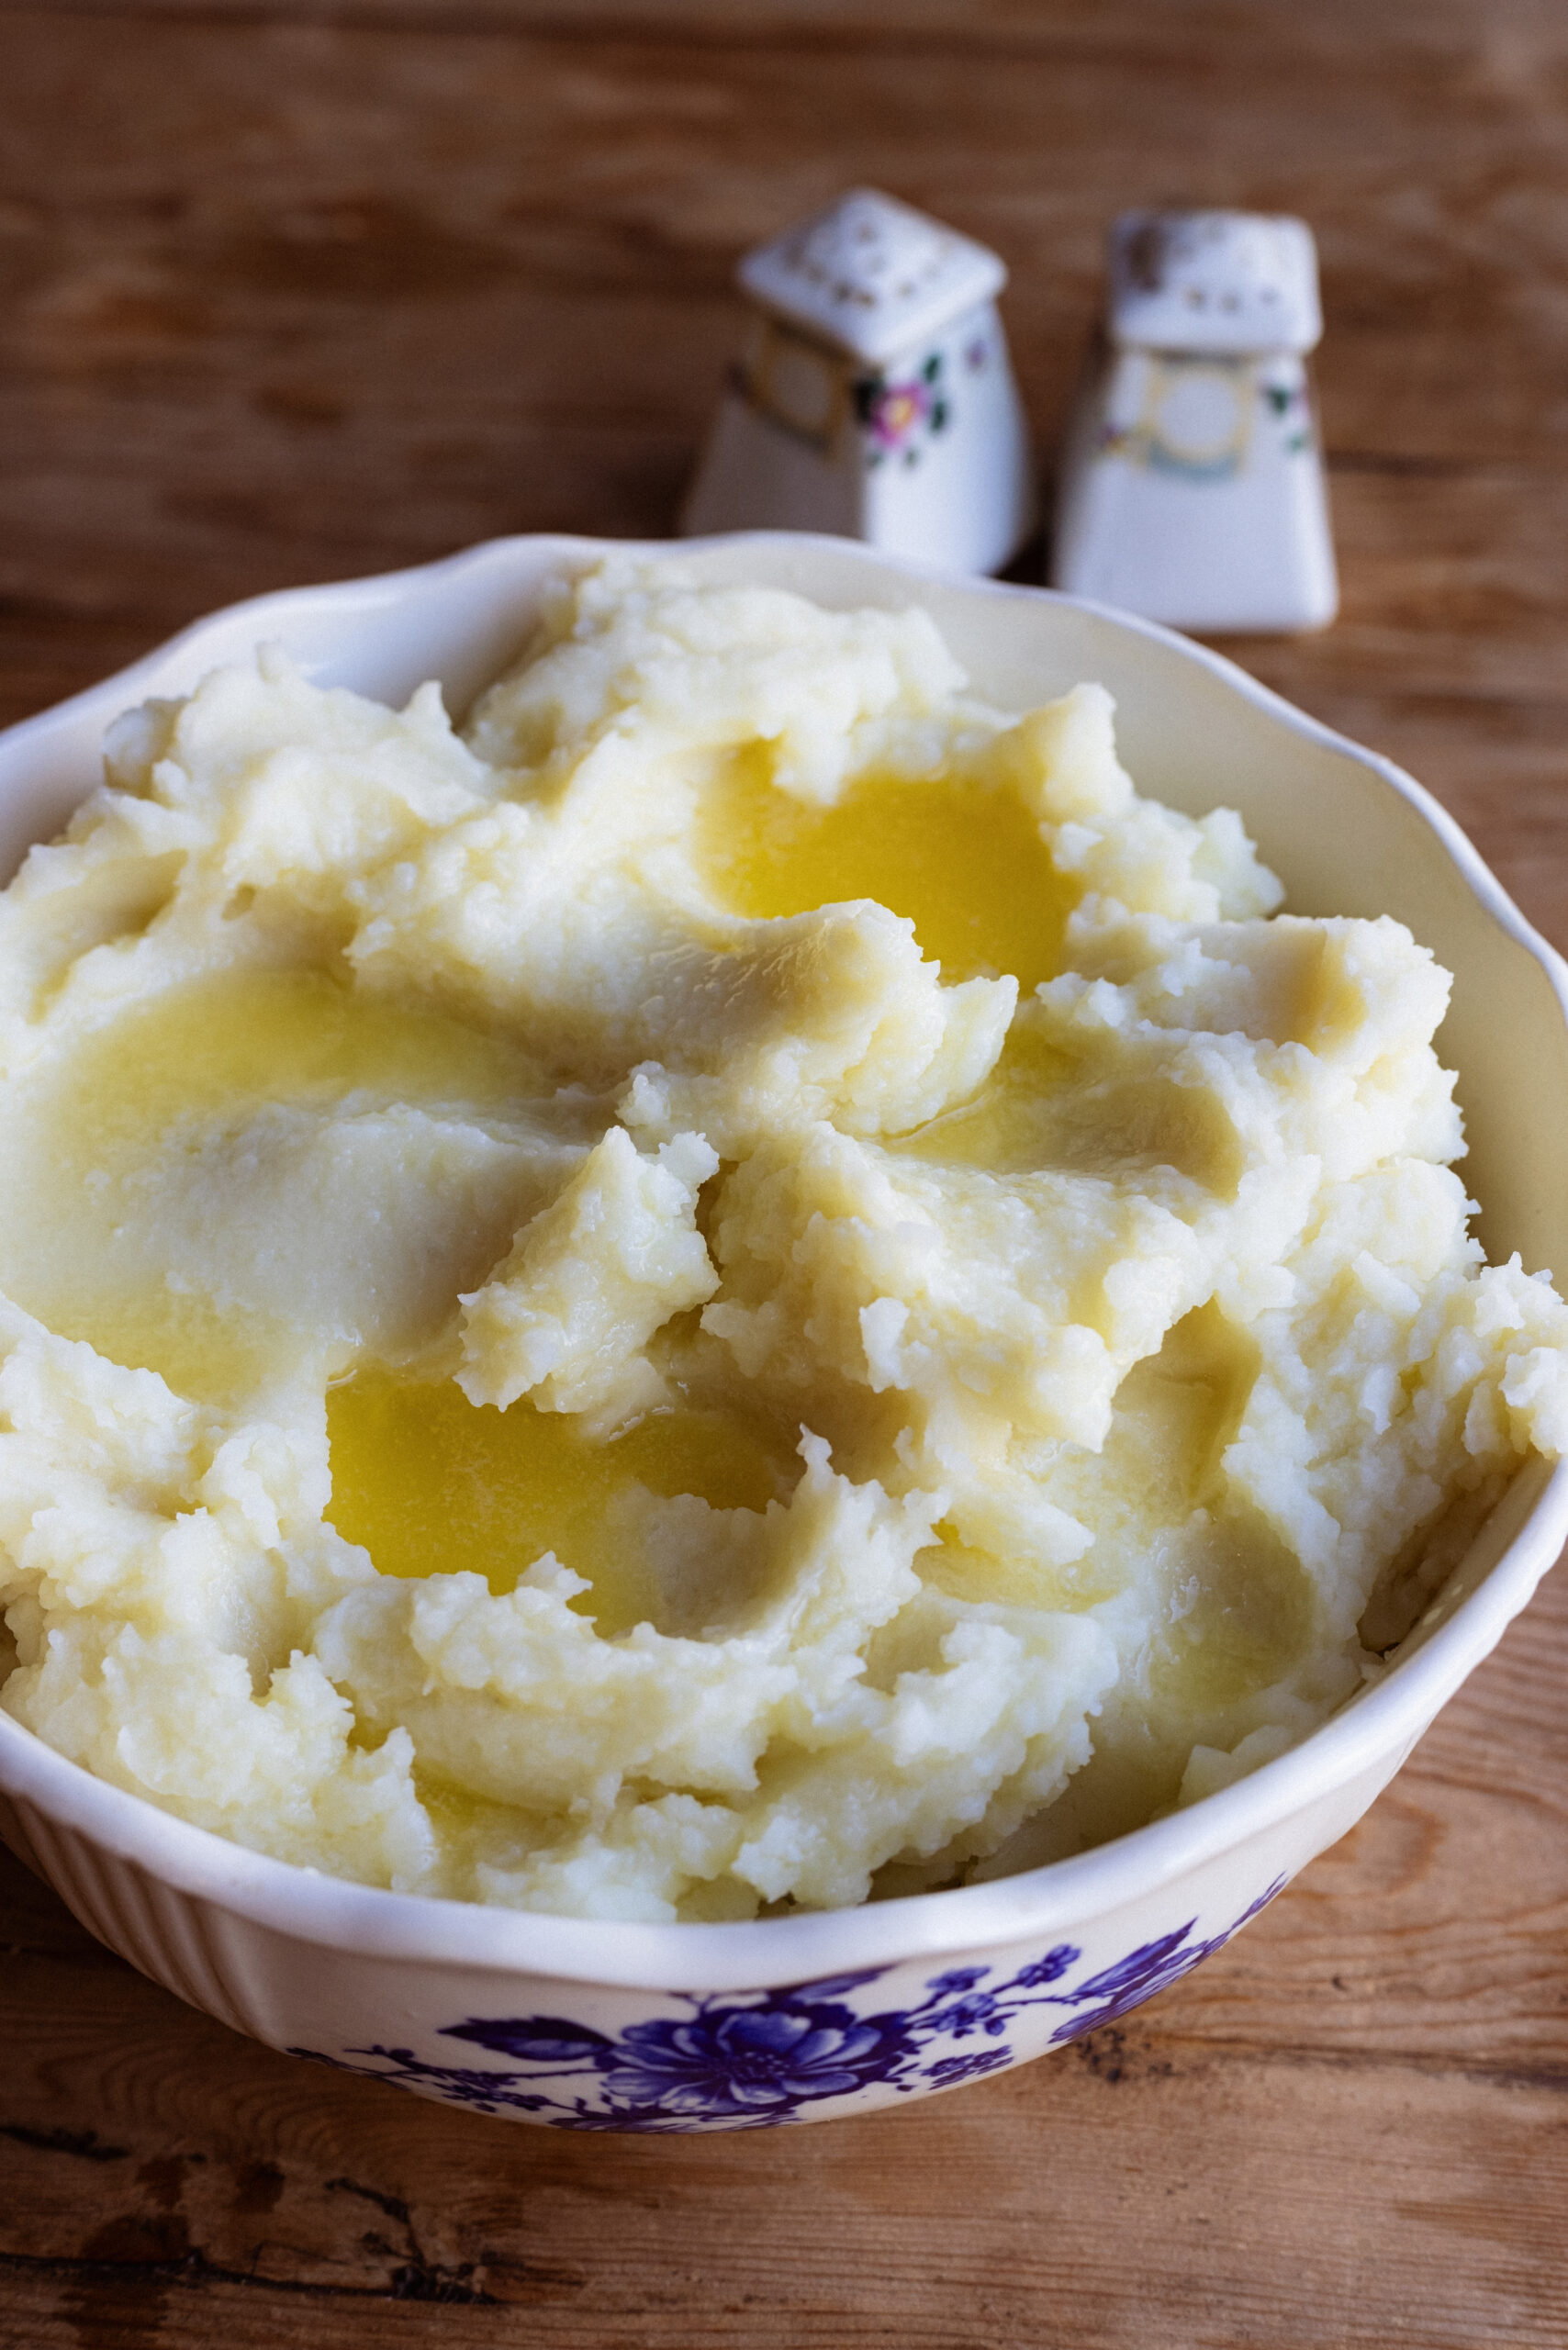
[2,559,1565,1920]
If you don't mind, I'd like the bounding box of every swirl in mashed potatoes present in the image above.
[1,561,1565,1919]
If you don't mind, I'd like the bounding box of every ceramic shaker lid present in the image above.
[737,188,1007,367]
[1108,210,1323,355]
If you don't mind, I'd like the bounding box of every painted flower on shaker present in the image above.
[865,380,931,449]
[856,352,950,464]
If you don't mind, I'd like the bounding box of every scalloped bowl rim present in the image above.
[0,529,1564,1991]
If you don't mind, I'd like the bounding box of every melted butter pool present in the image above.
[0,968,549,1400]
[326,1368,794,1635]
[700,755,1076,992]
[43,965,543,1141]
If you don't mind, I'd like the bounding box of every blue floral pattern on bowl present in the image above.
[292,1877,1285,2132]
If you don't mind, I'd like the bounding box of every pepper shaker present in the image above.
[1050,209,1337,632]
[681,188,1035,576]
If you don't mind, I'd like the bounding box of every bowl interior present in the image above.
[0,532,1565,1976]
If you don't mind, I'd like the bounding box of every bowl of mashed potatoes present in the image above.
[2,532,1566,2133]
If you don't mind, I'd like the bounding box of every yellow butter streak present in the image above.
[700,755,1075,993]
[49,965,541,1140]
[0,968,541,1400]
[327,1367,793,1635]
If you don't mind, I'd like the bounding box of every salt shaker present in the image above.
[1050,210,1338,632]
[681,188,1035,576]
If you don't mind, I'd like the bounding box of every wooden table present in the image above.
[3,5,1567,2343]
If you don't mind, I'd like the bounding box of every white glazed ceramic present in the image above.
[1051,210,1338,632]
[1,532,1565,2134]
[681,192,1034,575]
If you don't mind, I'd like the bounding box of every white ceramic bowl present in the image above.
[2,533,1566,2135]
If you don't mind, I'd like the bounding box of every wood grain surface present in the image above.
[2,3,1566,2344]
